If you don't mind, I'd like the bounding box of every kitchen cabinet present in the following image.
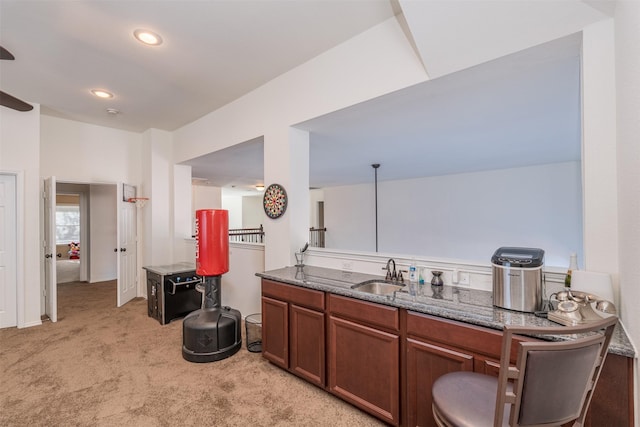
[260,277,634,427]
[405,339,474,427]
[328,294,400,426]
[584,352,634,427]
[261,295,288,368]
[261,279,325,387]
[405,312,519,427]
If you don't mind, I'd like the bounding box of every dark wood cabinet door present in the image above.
[406,338,474,427]
[584,353,633,427]
[329,315,400,426]
[290,304,325,387]
[261,296,288,369]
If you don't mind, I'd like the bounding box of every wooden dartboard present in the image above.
[263,183,288,219]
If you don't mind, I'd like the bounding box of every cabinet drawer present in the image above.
[329,294,399,332]
[262,279,325,311]
[407,312,502,356]
[407,311,527,361]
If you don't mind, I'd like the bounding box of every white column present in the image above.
[581,19,618,277]
[263,127,310,270]
[141,128,174,266]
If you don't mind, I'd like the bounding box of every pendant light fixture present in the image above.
[372,163,380,253]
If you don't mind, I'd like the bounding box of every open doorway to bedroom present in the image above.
[55,193,82,284]
[56,183,90,285]
[49,182,120,322]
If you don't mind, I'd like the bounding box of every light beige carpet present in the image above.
[0,281,384,427]
[56,259,80,284]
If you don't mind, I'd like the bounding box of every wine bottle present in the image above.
[564,253,578,288]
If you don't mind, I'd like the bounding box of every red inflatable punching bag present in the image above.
[195,209,229,276]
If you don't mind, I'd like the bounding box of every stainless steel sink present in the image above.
[351,280,405,295]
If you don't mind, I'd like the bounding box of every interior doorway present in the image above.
[45,181,120,321]
[55,192,82,284]
[43,179,139,322]
[56,183,90,285]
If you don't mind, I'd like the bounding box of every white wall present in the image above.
[226,243,264,317]
[191,184,222,236]
[173,17,428,270]
[222,196,242,229]
[173,165,192,239]
[581,20,619,279]
[172,165,193,267]
[193,185,222,211]
[89,184,117,282]
[615,0,640,332]
[0,104,41,327]
[325,183,375,252]
[324,162,582,267]
[614,2,640,422]
[242,195,262,228]
[142,129,173,267]
[40,116,142,183]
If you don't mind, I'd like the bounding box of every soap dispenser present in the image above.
[409,259,417,283]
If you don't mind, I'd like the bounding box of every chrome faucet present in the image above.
[383,258,397,281]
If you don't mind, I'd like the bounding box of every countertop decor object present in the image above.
[431,271,444,286]
[263,183,287,219]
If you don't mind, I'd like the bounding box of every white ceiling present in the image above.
[0,0,395,131]
[1,1,601,192]
[186,33,582,190]
[299,33,582,187]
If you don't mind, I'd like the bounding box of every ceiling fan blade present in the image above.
[0,91,34,112]
[0,46,15,60]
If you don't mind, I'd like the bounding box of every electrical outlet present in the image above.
[342,261,353,271]
[458,272,470,286]
[452,269,460,284]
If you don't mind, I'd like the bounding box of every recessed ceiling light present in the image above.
[91,89,114,99]
[106,108,120,115]
[134,29,163,46]
[256,185,265,191]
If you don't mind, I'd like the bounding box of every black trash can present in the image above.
[245,313,262,353]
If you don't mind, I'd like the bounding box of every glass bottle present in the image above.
[564,253,578,288]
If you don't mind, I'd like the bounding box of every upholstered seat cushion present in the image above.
[432,371,511,427]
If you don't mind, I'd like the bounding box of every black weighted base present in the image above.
[182,306,242,363]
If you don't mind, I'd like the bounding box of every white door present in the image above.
[0,174,18,328]
[44,176,57,322]
[117,186,137,307]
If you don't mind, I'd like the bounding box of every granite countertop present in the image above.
[257,265,636,358]
[143,262,196,276]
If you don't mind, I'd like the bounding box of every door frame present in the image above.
[55,184,90,283]
[0,170,25,328]
[42,179,139,317]
[43,176,57,322]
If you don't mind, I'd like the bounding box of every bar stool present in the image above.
[432,316,617,427]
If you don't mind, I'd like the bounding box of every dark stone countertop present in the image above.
[257,265,636,358]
